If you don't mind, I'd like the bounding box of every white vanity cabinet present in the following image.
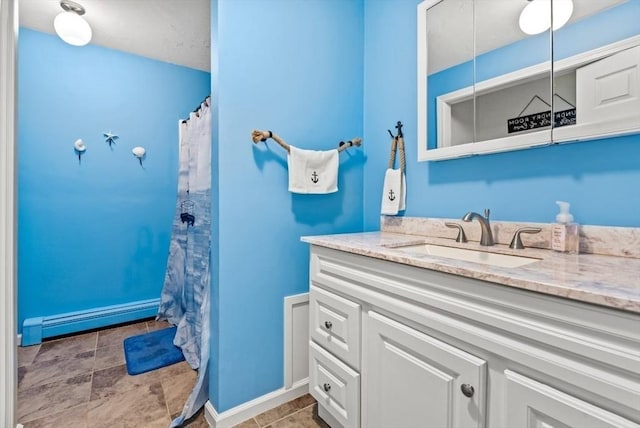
[308,245,640,428]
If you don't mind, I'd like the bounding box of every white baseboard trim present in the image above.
[204,379,309,428]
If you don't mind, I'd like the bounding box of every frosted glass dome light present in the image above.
[551,0,574,31]
[519,0,574,36]
[54,0,92,47]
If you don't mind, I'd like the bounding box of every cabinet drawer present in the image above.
[310,341,360,428]
[505,370,640,428]
[310,285,361,370]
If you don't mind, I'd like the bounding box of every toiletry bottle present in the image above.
[551,201,579,254]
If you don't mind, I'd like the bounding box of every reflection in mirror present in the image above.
[474,0,552,145]
[425,0,474,150]
[552,0,640,143]
[419,0,554,160]
[417,0,640,162]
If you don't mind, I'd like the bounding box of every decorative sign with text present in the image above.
[507,108,576,134]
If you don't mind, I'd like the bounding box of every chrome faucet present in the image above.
[462,209,494,246]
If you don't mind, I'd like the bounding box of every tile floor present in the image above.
[17,319,328,428]
[233,394,329,428]
[17,319,206,427]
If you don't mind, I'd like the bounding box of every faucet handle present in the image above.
[484,208,490,221]
[445,222,467,243]
[509,227,542,250]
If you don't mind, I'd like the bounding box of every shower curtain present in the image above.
[157,97,211,426]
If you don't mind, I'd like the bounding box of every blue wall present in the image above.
[17,29,210,332]
[211,0,365,412]
[363,0,640,229]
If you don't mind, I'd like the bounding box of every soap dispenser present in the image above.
[551,201,579,254]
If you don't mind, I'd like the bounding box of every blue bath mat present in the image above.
[123,326,185,375]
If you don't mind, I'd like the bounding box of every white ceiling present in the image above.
[19,0,211,72]
[19,0,626,75]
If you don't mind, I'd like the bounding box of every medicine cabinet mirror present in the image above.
[417,0,640,162]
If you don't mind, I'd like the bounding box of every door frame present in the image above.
[0,0,18,425]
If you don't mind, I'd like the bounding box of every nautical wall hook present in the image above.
[73,139,86,164]
[388,121,404,139]
[103,131,118,148]
[132,146,146,167]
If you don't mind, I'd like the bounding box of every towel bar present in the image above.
[251,129,362,154]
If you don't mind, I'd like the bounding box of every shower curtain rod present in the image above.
[181,95,211,124]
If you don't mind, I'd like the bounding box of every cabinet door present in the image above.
[576,45,640,125]
[362,311,486,428]
[504,370,640,428]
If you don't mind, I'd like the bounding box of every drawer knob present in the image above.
[323,383,331,392]
[461,384,475,398]
[324,321,333,329]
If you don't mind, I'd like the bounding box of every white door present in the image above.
[1,0,18,426]
[362,311,486,428]
[504,370,640,428]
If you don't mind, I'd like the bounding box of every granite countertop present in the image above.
[302,231,640,314]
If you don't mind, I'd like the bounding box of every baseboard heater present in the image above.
[21,298,160,346]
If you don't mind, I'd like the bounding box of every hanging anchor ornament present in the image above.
[180,195,195,227]
[132,146,146,167]
[103,131,119,148]
[73,139,86,164]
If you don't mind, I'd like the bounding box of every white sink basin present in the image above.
[391,243,541,268]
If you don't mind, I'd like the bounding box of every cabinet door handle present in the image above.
[461,384,475,398]
[323,383,331,392]
[324,321,332,329]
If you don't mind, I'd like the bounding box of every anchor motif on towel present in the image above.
[311,171,319,184]
[388,189,396,201]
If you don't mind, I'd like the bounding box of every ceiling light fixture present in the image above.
[54,0,92,46]
[519,0,574,36]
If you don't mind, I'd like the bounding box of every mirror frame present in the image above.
[416,0,435,162]
[417,0,640,162]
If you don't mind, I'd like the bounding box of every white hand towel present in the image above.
[399,172,406,211]
[381,168,403,215]
[288,146,339,194]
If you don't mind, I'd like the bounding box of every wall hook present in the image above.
[132,146,146,167]
[395,121,404,138]
[103,131,118,148]
[73,139,86,164]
